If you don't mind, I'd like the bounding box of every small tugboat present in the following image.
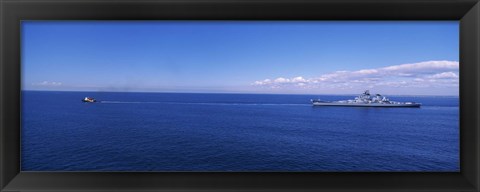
[82,97,96,103]
[311,90,421,107]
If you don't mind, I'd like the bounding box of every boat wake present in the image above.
[99,101,311,106]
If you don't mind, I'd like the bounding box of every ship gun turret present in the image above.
[311,90,421,107]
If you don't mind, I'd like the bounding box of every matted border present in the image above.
[1,0,479,191]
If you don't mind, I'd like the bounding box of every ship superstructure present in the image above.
[311,90,421,107]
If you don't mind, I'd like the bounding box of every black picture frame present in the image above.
[1,0,479,191]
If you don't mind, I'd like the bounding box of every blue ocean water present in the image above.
[21,91,459,171]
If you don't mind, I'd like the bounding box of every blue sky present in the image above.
[22,21,459,95]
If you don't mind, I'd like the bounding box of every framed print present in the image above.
[1,0,479,191]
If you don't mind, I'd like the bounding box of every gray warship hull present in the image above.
[312,102,421,107]
[311,90,421,107]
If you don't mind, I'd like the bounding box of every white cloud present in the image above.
[274,77,290,83]
[32,81,63,86]
[252,60,459,91]
[296,82,306,87]
[353,69,378,75]
[427,72,458,79]
[292,76,307,83]
[414,78,424,82]
[381,60,458,72]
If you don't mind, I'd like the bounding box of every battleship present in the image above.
[311,90,421,107]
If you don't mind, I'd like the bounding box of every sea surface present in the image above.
[21,91,459,171]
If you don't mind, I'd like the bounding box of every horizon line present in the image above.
[21,89,460,97]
